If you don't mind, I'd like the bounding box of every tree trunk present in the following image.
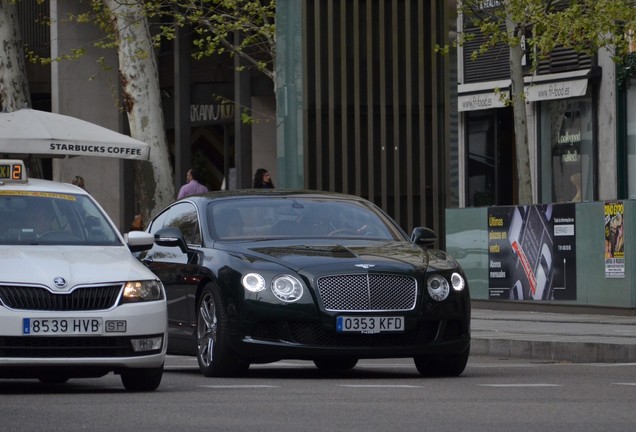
[0,2,30,112]
[0,1,44,178]
[506,10,533,204]
[103,0,175,221]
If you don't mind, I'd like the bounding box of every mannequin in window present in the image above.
[570,172,581,202]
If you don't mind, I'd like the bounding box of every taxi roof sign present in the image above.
[0,159,27,184]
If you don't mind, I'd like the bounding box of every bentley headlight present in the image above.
[427,274,450,301]
[451,272,465,291]
[242,273,266,292]
[271,275,303,302]
[121,280,164,303]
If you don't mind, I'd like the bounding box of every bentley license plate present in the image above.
[23,318,103,335]
[336,316,404,334]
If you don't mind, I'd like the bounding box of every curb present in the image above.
[471,337,636,363]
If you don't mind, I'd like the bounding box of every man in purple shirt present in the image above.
[177,169,209,199]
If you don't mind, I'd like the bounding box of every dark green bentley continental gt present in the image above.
[138,190,470,377]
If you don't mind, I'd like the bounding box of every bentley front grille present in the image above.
[316,274,417,312]
[0,284,122,311]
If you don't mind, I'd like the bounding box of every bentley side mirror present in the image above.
[155,227,189,253]
[410,227,437,247]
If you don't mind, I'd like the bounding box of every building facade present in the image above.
[454,5,619,208]
[448,4,636,309]
[19,0,451,235]
[278,0,452,234]
[17,0,276,230]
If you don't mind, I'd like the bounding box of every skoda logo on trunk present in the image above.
[53,277,67,289]
[355,264,375,269]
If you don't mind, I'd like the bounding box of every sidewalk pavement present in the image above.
[471,307,636,363]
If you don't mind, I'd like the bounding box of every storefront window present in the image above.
[626,85,636,198]
[539,96,594,203]
[465,109,514,207]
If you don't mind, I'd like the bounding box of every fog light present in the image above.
[131,336,163,352]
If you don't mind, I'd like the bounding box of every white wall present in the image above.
[251,96,278,185]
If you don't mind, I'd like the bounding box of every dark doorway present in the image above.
[466,108,515,206]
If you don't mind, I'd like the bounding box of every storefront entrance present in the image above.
[465,108,515,206]
[539,96,595,203]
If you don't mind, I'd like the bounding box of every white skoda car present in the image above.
[0,160,167,391]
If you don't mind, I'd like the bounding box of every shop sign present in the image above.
[190,103,234,123]
[525,79,588,102]
[457,91,509,112]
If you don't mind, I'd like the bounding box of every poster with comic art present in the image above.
[604,201,625,279]
[487,204,577,300]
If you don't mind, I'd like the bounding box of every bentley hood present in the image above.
[234,241,457,273]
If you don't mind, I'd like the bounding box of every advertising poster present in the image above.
[604,201,625,278]
[487,204,577,300]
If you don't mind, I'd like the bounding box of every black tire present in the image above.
[414,345,470,377]
[313,358,358,371]
[196,283,249,377]
[121,365,163,392]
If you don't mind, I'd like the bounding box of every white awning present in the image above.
[457,70,592,111]
[524,79,588,102]
[457,91,510,112]
[0,109,151,160]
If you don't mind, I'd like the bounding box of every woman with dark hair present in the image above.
[253,168,274,188]
[71,175,85,190]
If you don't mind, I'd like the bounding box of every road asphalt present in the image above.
[471,306,636,363]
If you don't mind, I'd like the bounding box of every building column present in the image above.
[275,1,304,188]
[175,23,192,193]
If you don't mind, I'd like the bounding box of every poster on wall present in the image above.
[487,204,577,300]
[604,201,625,278]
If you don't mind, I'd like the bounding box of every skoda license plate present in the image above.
[336,316,404,334]
[23,318,103,335]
